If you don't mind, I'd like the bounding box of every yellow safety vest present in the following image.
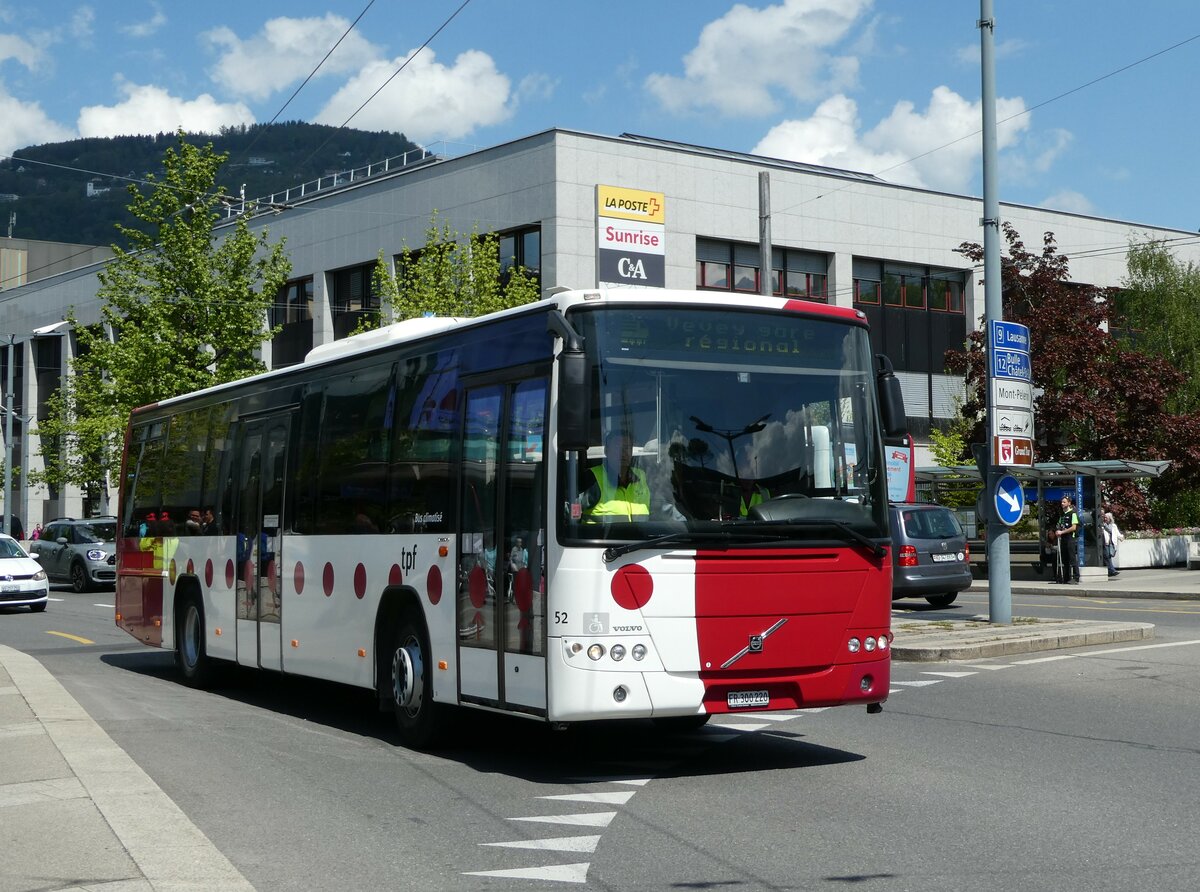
[739,487,770,517]
[587,466,651,520]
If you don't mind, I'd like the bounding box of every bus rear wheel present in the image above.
[389,616,444,749]
[175,595,215,688]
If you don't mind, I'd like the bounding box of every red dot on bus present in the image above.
[186,558,195,576]
[514,568,533,612]
[294,562,305,595]
[612,564,653,610]
[389,564,402,586]
[243,561,254,592]
[168,560,177,585]
[267,560,278,596]
[354,563,367,599]
[427,566,442,605]
[225,559,234,589]
[205,559,214,588]
[323,562,335,597]
[469,565,488,608]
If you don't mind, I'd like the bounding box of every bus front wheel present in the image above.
[389,616,444,749]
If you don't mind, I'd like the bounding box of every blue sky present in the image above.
[2,1,1199,231]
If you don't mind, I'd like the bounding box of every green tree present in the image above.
[353,216,541,336]
[33,133,291,511]
[1121,239,1200,414]
[945,224,1200,528]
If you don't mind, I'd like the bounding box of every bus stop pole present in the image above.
[980,0,1012,624]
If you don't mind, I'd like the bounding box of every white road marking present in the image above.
[891,680,942,687]
[922,671,977,678]
[482,835,601,853]
[538,791,636,805]
[718,723,770,732]
[464,862,590,883]
[510,812,617,828]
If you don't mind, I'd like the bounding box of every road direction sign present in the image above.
[990,320,1030,353]
[995,408,1034,437]
[991,348,1031,381]
[994,474,1025,526]
[991,378,1032,410]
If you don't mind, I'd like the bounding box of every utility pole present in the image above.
[980,0,1012,623]
[759,172,772,296]
[3,335,13,537]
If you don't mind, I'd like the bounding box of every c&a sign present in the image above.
[597,185,666,289]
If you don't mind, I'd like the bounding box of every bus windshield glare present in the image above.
[561,305,888,544]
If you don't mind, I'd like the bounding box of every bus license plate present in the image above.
[727,690,769,709]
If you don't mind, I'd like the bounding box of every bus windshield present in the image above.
[560,305,888,546]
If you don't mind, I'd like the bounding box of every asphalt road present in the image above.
[3,584,1198,891]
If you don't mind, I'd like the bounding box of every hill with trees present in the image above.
[0,122,422,246]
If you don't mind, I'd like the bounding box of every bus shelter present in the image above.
[915,459,1171,568]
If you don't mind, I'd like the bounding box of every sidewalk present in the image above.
[891,564,1199,662]
[0,644,255,892]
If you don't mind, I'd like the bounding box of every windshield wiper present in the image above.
[602,520,885,563]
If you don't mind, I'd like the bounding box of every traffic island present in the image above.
[891,616,1155,662]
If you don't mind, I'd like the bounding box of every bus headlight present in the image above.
[610,644,626,661]
[865,637,877,652]
[848,637,861,653]
[587,644,606,661]
[631,644,647,661]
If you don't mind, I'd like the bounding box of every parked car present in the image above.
[889,503,972,608]
[29,516,117,592]
[0,533,49,611]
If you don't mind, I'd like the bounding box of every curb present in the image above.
[891,621,1155,662]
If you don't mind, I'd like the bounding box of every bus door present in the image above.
[233,413,292,672]
[457,375,548,715]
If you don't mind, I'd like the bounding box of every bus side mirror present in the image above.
[875,354,907,438]
[558,349,591,450]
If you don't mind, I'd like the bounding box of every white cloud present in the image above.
[120,3,167,39]
[314,49,512,143]
[77,81,254,137]
[1039,190,1095,216]
[645,0,873,117]
[0,84,73,155]
[203,15,381,102]
[0,32,42,68]
[70,6,94,41]
[753,87,1030,192]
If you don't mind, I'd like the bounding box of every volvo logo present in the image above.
[721,618,787,669]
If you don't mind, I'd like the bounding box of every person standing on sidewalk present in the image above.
[1102,511,1124,577]
[1052,495,1081,584]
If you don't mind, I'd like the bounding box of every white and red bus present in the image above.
[116,288,907,747]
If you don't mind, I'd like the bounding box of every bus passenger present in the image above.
[581,431,651,521]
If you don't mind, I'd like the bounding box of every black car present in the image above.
[889,503,972,608]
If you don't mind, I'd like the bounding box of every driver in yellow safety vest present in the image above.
[739,483,770,517]
[582,432,651,521]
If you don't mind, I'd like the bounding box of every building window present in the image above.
[697,238,828,300]
[332,264,377,315]
[698,260,729,289]
[271,277,314,326]
[498,225,541,283]
[903,275,925,309]
[928,277,964,313]
[854,278,881,305]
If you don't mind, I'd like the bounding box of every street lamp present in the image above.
[689,414,770,484]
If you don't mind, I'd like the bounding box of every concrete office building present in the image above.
[2,128,1196,527]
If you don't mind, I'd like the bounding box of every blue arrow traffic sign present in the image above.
[994,474,1025,526]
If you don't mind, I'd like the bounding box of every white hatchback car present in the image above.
[0,533,49,612]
